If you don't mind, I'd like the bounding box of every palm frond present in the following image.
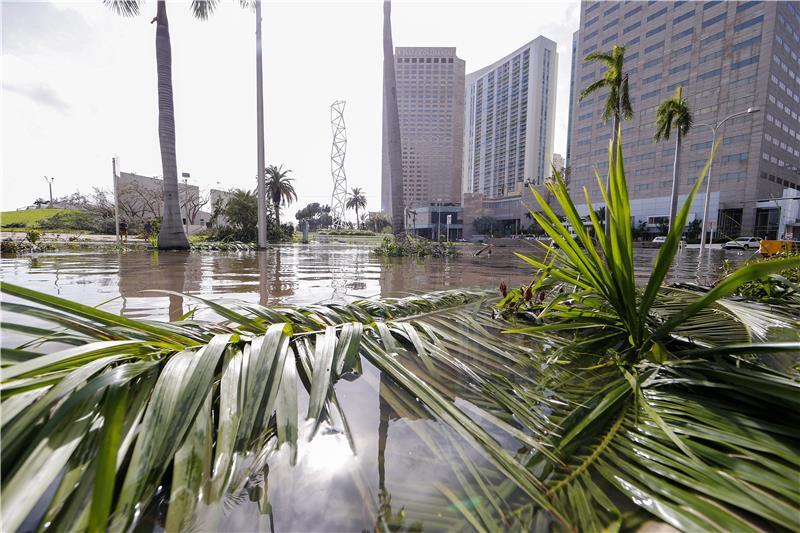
[103,0,141,17]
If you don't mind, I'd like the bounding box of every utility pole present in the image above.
[44,176,55,207]
[255,0,267,249]
[112,158,120,243]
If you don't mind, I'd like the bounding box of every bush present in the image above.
[25,229,41,244]
[1,238,19,254]
[37,211,115,234]
[372,235,457,257]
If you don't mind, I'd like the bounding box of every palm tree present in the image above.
[654,85,693,234]
[265,164,297,231]
[346,187,367,228]
[104,0,219,249]
[580,45,633,236]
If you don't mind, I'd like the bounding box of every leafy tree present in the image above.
[472,216,498,236]
[295,202,332,231]
[104,0,220,249]
[580,45,633,234]
[222,189,257,242]
[345,187,367,229]
[265,164,297,233]
[365,211,392,233]
[686,218,702,241]
[655,85,693,234]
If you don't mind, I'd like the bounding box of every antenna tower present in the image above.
[330,100,348,227]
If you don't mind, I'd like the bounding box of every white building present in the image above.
[462,36,558,198]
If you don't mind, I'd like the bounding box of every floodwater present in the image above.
[1,243,752,532]
[0,243,749,321]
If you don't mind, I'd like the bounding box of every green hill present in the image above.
[1,209,80,228]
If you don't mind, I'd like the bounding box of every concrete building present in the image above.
[382,47,466,211]
[461,36,558,238]
[568,0,800,239]
[117,172,211,233]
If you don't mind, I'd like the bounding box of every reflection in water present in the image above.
[0,244,756,531]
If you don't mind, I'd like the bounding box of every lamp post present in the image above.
[44,176,55,207]
[436,198,443,241]
[696,107,760,258]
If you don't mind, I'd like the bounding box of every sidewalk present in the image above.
[0,231,148,244]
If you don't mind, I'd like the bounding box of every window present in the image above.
[699,50,722,64]
[646,24,666,38]
[643,73,662,84]
[724,133,749,144]
[736,1,760,13]
[624,21,641,33]
[624,5,642,19]
[722,153,748,163]
[627,36,641,46]
[581,72,594,82]
[586,16,599,27]
[735,15,763,32]
[692,141,713,150]
[584,44,597,55]
[703,1,722,10]
[585,30,598,40]
[674,47,693,63]
[642,88,660,100]
[731,56,759,69]
[647,7,667,21]
[702,12,726,28]
[669,63,690,75]
[732,35,761,51]
[586,2,599,14]
[668,80,688,92]
[644,57,663,69]
[602,33,619,45]
[672,28,694,41]
[627,51,639,61]
[720,171,747,182]
[673,9,695,25]
[645,41,664,54]
[700,31,725,46]
[603,20,616,31]
[604,3,619,16]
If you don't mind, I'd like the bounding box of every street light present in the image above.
[696,107,760,258]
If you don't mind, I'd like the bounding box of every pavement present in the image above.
[0,231,148,244]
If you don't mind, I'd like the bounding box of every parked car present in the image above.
[723,237,761,250]
[652,236,667,246]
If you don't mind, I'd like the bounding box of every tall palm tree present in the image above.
[105,0,219,249]
[580,45,633,235]
[265,164,297,231]
[382,0,405,235]
[654,85,693,234]
[346,187,367,228]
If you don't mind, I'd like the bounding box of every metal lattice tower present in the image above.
[330,100,348,227]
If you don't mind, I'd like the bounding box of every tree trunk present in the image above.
[607,113,618,239]
[154,1,189,250]
[355,206,360,229]
[668,131,681,234]
[273,200,280,232]
[382,0,405,235]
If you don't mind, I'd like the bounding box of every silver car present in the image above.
[723,237,761,250]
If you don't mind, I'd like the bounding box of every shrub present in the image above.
[372,235,457,257]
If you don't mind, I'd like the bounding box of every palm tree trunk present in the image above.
[668,132,681,234]
[355,206,360,229]
[383,0,405,235]
[154,0,189,250]
[274,200,280,232]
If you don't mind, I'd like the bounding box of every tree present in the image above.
[180,188,209,225]
[295,202,332,231]
[223,189,258,242]
[345,187,367,229]
[265,164,297,234]
[686,218,702,241]
[366,211,392,233]
[654,85,693,235]
[472,216,498,236]
[104,0,220,250]
[580,45,633,235]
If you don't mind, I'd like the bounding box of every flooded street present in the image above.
[0,243,748,322]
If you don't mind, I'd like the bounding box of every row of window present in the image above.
[397,57,455,64]
[766,113,800,144]
[764,132,800,159]
[760,171,800,191]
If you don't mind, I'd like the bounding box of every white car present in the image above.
[652,236,667,245]
[723,237,761,250]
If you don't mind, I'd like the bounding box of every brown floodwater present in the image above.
[0,243,749,322]
[1,243,753,532]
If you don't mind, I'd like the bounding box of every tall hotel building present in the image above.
[381,47,466,212]
[568,1,800,239]
[461,37,558,237]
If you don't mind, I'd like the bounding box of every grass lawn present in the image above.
[0,209,80,227]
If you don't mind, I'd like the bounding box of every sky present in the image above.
[1,0,580,219]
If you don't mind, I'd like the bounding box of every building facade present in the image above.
[117,172,211,232]
[568,0,800,239]
[381,47,466,212]
[460,37,558,238]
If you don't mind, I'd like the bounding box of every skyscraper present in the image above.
[568,0,800,239]
[460,36,558,237]
[382,47,466,210]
